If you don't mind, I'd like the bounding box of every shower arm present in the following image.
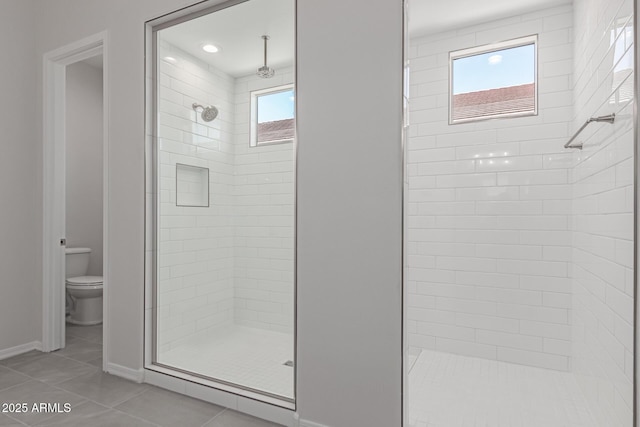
[263,35,268,67]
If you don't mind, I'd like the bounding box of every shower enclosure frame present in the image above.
[143,0,298,412]
[634,2,639,425]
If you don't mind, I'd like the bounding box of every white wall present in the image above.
[571,0,634,424]
[233,68,295,334]
[65,61,103,276]
[407,5,574,371]
[155,41,236,353]
[155,39,294,347]
[0,0,41,354]
[296,0,403,425]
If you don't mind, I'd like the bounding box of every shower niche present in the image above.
[176,164,209,207]
[147,0,296,406]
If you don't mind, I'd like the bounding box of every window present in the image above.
[250,84,295,146]
[450,35,537,124]
[609,19,633,104]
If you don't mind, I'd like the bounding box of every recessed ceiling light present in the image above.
[202,44,220,53]
[163,56,177,63]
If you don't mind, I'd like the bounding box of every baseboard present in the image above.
[106,362,144,383]
[299,419,330,427]
[0,341,42,361]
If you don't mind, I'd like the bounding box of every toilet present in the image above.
[65,247,103,325]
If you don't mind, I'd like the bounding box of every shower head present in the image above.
[257,65,275,79]
[257,35,275,79]
[192,103,218,122]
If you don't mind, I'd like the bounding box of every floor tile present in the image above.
[204,410,283,427]
[159,326,293,399]
[0,351,47,369]
[115,387,224,427]
[36,408,157,427]
[0,366,31,391]
[408,350,599,427]
[0,380,86,425]
[86,357,102,368]
[56,371,148,407]
[0,413,23,426]
[54,339,102,364]
[65,325,102,344]
[1,353,97,385]
[33,400,111,426]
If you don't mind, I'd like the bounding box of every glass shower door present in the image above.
[149,0,296,404]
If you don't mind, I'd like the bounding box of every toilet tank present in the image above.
[65,247,91,278]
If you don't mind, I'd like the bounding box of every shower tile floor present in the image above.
[159,326,294,399]
[408,350,598,427]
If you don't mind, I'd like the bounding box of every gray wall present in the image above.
[296,0,403,425]
[0,0,41,352]
[65,61,103,276]
[34,0,174,372]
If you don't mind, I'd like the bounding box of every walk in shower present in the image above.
[146,0,295,404]
[405,0,635,425]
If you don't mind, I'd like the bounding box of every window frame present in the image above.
[449,34,538,125]
[249,83,295,147]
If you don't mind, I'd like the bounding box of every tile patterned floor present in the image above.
[0,324,282,427]
[158,326,294,399]
[408,350,599,427]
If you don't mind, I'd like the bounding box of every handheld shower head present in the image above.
[192,103,219,122]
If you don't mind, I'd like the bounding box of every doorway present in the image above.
[42,32,109,372]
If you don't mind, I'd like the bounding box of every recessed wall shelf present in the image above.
[176,163,209,207]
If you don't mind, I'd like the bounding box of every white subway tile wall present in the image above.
[407,5,575,371]
[157,41,236,354]
[571,0,634,425]
[233,69,295,334]
[156,40,294,355]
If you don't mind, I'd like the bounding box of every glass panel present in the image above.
[153,0,295,402]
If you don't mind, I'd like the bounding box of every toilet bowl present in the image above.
[65,248,103,325]
[66,276,104,325]
[66,276,103,325]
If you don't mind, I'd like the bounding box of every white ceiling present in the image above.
[159,0,569,74]
[408,0,572,37]
[160,0,294,78]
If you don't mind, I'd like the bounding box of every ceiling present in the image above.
[159,0,569,74]
[408,0,572,37]
[160,0,294,78]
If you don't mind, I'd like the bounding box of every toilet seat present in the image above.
[66,275,103,285]
[66,276,103,290]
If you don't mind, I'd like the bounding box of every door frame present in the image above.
[42,31,110,370]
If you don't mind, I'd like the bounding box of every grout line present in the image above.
[199,408,229,427]
[107,406,163,427]
[4,412,29,427]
